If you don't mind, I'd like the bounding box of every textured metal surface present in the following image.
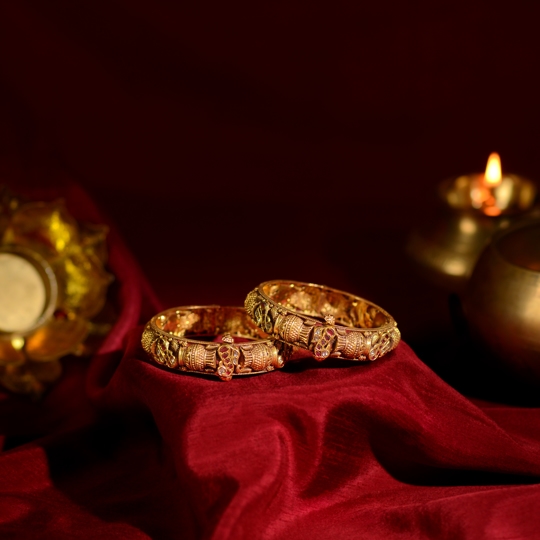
[142,306,285,381]
[246,281,400,362]
[464,220,540,384]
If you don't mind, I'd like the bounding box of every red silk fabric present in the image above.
[0,184,539,539]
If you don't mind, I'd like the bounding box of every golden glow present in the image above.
[483,206,502,216]
[443,258,467,277]
[459,216,478,234]
[484,152,502,186]
[470,187,486,209]
[49,210,72,251]
[11,336,25,350]
[496,177,513,210]
[468,153,506,215]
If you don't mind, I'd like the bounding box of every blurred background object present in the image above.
[463,218,540,386]
[407,152,537,291]
[0,186,113,397]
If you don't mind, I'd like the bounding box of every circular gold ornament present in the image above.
[142,306,287,381]
[245,280,400,363]
[0,186,114,397]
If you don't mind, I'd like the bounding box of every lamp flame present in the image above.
[484,152,502,186]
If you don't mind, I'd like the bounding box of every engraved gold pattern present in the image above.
[280,315,304,343]
[141,326,154,354]
[341,331,367,360]
[245,281,400,362]
[142,306,283,381]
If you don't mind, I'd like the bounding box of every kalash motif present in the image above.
[0,186,113,397]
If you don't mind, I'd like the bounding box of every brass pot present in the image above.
[406,207,503,291]
[463,219,540,384]
[406,174,537,292]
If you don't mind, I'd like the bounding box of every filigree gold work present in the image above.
[312,315,338,361]
[142,306,284,381]
[245,281,400,363]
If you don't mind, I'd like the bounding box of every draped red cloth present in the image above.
[2,1,540,537]
[0,183,539,539]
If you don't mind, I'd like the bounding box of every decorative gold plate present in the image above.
[0,186,114,397]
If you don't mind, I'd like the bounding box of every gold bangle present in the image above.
[245,281,400,362]
[141,306,286,381]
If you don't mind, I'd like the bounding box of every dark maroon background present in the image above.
[2,2,540,538]
[2,0,540,314]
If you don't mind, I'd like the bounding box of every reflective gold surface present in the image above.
[443,173,536,215]
[407,207,505,290]
[246,281,400,362]
[259,281,391,328]
[142,306,286,381]
[463,220,540,385]
[407,173,537,291]
[0,186,113,397]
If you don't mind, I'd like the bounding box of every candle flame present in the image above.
[484,152,502,186]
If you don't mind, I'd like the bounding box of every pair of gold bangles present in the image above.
[141,280,401,381]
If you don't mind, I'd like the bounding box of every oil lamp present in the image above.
[406,153,537,291]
